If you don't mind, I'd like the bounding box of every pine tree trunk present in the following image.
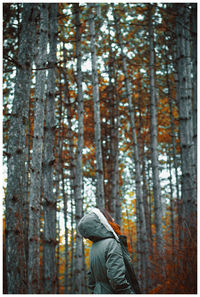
[191,4,197,193]
[73,4,84,293]
[43,4,57,293]
[111,102,120,225]
[64,78,75,293]
[166,64,180,202]
[56,216,60,294]
[55,81,64,294]
[148,4,164,263]
[167,146,175,267]
[82,242,88,294]
[70,204,75,293]
[59,64,70,294]
[28,5,48,293]
[63,175,69,294]
[88,3,105,209]
[112,4,150,292]
[137,78,153,264]
[172,65,184,252]
[5,4,37,293]
[107,31,120,223]
[175,4,196,246]
[24,90,33,265]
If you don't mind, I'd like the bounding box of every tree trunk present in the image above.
[64,77,75,293]
[191,4,197,194]
[43,4,57,293]
[112,4,150,292]
[111,99,120,225]
[107,25,120,223]
[56,216,60,294]
[137,77,153,265]
[148,4,164,263]
[55,75,65,294]
[73,4,84,293]
[166,63,180,203]
[28,4,48,293]
[88,3,105,209]
[62,172,69,294]
[167,146,175,268]
[5,4,37,293]
[175,3,196,247]
[24,87,33,265]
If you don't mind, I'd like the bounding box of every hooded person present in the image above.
[78,208,141,294]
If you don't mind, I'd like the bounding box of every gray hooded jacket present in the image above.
[78,208,134,294]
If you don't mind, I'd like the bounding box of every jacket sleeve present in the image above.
[88,268,95,293]
[105,239,134,294]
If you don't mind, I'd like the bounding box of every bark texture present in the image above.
[191,4,197,190]
[73,3,84,293]
[28,4,48,293]
[108,29,120,224]
[175,4,196,245]
[148,4,164,260]
[43,4,57,294]
[5,4,37,293]
[88,3,105,209]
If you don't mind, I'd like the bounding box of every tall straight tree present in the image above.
[107,20,120,224]
[5,4,37,293]
[88,3,105,209]
[73,3,84,294]
[167,145,175,265]
[43,4,57,293]
[165,61,180,204]
[137,76,153,260]
[64,75,76,293]
[112,4,150,292]
[28,4,48,293]
[148,4,164,263]
[191,4,197,192]
[175,4,196,247]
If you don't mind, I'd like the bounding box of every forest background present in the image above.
[3,2,197,294]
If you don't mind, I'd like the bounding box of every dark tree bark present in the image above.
[43,4,57,294]
[88,3,105,209]
[73,3,84,293]
[175,3,196,247]
[5,4,37,293]
[28,4,48,293]
[148,4,164,264]
[108,25,120,224]
[191,4,197,191]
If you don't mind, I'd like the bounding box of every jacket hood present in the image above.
[78,208,119,242]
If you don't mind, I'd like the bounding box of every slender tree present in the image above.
[191,4,197,190]
[148,3,164,263]
[73,3,84,294]
[107,23,120,223]
[64,77,76,293]
[43,4,57,293]
[5,4,37,293]
[28,4,48,293]
[167,146,175,266]
[175,3,196,248]
[88,3,105,209]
